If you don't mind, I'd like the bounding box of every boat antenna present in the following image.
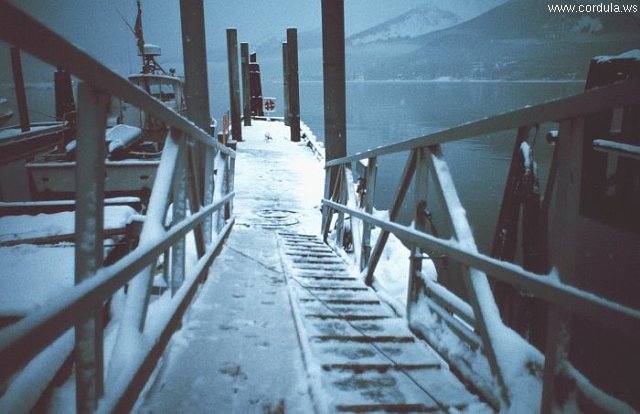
[134,0,145,58]
[112,3,136,36]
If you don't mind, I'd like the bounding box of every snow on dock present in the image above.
[134,119,490,413]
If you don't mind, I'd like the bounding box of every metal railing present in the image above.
[0,2,236,412]
[321,77,640,412]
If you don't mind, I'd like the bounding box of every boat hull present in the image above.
[27,159,159,201]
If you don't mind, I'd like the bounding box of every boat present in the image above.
[26,5,189,203]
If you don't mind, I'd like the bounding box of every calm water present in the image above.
[297,80,584,253]
[1,80,583,252]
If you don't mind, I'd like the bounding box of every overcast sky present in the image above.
[2,0,426,77]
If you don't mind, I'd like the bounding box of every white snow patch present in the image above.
[0,206,136,243]
[594,49,640,63]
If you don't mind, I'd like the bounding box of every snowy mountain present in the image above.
[347,6,461,46]
[347,0,508,46]
[353,0,640,80]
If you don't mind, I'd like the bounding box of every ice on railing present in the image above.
[107,134,181,385]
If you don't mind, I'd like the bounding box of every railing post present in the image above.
[10,47,30,132]
[321,166,334,240]
[407,149,429,314]
[74,81,108,413]
[222,152,232,220]
[171,138,188,295]
[282,42,290,126]
[286,28,300,142]
[202,144,215,244]
[360,157,377,270]
[541,118,584,413]
[426,144,511,407]
[187,145,206,258]
[109,132,180,380]
[227,28,242,141]
[336,166,346,247]
[365,150,417,285]
[344,166,361,262]
[241,42,252,127]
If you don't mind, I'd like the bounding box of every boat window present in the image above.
[149,83,176,102]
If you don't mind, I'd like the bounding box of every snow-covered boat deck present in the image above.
[134,120,490,413]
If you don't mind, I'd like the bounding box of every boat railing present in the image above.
[0,2,235,413]
[321,77,640,412]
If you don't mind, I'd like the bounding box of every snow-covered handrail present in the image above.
[321,75,640,412]
[0,1,235,158]
[322,199,640,336]
[0,2,238,412]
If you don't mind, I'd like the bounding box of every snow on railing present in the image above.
[0,3,236,413]
[321,78,640,413]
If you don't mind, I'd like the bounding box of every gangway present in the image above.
[0,2,639,413]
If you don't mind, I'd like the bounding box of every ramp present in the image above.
[279,232,492,413]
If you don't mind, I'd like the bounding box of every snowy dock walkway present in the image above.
[134,120,490,413]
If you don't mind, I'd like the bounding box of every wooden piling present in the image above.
[240,42,251,126]
[249,53,264,116]
[180,0,212,246]
[321,0,347,161]
[179,0,212,133]
[282,42,290,126]
[287,28,300,142]
[226,28,242,141]
[10,47,30,132]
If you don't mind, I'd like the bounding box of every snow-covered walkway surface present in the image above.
[134,119,489,413]
[134,120,322,413]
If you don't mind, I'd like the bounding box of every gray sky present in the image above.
[2,0,426,78]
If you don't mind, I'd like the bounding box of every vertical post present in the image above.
[408,149,429,315]
[54,69,76,121]
[282,42,290,126]
[321,166,333,241]
[240,42,252,127]
[321,0,346,162]
[171,139,187,295]
[10,47,30,132]
[203,144,215,243]
[180,0,212,201]
[287,28,300,142]
[541,119,583,413]
[227,28,242,141]
[74,82,108,413]
[249,53,264,116]
[360,157,377,270]
[180,0,211,132]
